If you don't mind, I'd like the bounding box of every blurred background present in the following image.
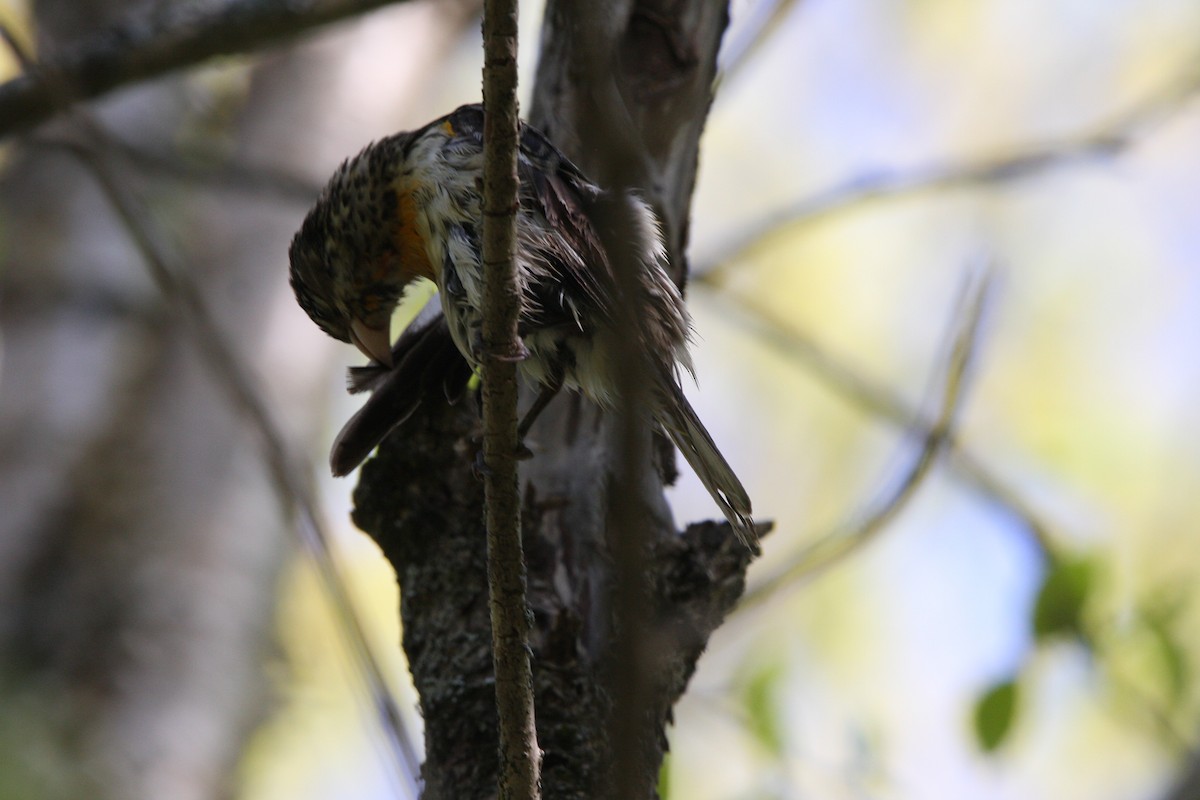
[0,0,1198,798]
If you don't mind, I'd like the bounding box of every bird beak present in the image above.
[350,318,394,367]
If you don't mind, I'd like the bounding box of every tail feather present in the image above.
[654,374,756,547]
[331,313,471,476]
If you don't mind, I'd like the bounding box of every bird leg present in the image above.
[471,373,563,474]
[515,374,564,458]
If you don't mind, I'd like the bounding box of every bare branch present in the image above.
[697,66,1200,279]
[738,260,993,611]
[103,136,323,202]
[717,0,805,85]
[0,0,416,138]
[479,0,542,796]
[697,282,1057,557]
[690,67,1200,572]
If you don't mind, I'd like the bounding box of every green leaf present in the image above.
[974,678,1019,753]
[741,659,786,756]
[1032,557,1094,640]
[657,751,671,799]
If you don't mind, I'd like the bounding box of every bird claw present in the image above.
[470,442,532,477]
[470,431,537,474]
[494,341,530,362]
[471,330,529,363]
[471,447,492,479]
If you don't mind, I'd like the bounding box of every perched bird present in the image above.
[289,103,755,544]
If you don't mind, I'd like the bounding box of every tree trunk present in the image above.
[351,2,759,797]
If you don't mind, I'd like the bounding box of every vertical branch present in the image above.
[355,3,752,796]
[480,1,541,798]
[606,221,657,799]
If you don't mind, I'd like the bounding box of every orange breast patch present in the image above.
[391,182,436,284]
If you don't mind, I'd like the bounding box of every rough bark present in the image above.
[351,2,759,798]
[353,401,756,799]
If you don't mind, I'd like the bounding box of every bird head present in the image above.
[288,134,420,366]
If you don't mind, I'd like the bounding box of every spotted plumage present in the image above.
[289,104,754,543]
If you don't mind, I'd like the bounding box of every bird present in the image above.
[289,103,755,544]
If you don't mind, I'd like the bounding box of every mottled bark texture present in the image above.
[353,404,756,799]
[352,2,760,798]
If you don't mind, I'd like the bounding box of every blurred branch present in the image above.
[1103,663,1191,756]
[1086,605,1194,755]
[1164,747,1200,800]
[697,65,1200,278]
[3,26,421,786]
[0,0,415,139]
[32,132,421,794]
[698,282,1058,557]
[738,261,992,611]
[105,136,323,202]
[716,0,805,85]
[697,62,1200,604]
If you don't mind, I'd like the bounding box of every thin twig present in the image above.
[104,136,323,202]
[717,0,805,86]
[737,261,993,611]
[697,65,1200,280]
[0,0,415,139]
[1083,608,1193,755]
[695,283,1057,558]
[480,0,541,797]
[1102,660,1191,755]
